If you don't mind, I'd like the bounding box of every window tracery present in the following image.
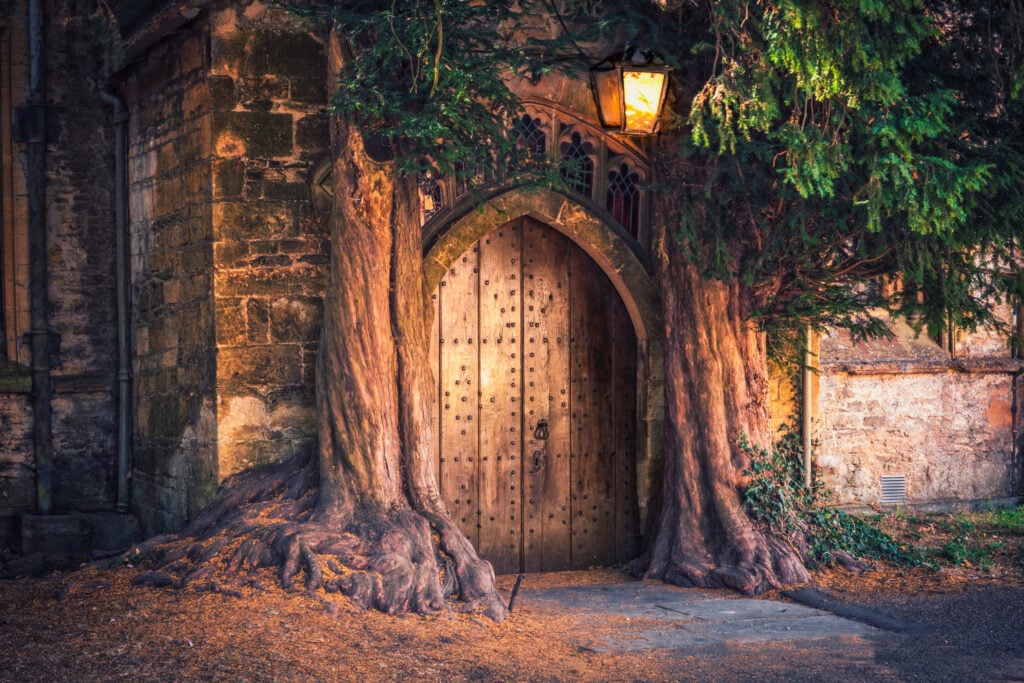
[559,131,595,199]
[606,162,641,239]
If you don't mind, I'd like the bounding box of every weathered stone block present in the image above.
[5,552,46,577]
[213,159,244,199]
[88,512,142,551]
[181,244,213,275]
[147,317,179,353]
[215,298,247,345]
[217,345,304,390]
[216,394,317,478]
[214,240,250,267]
[210,75,236,112]
[179,33,206,75]
[296,114,329,152]
[213,200,299,240]
[251,254,293,267]
[246,299,270,343]
[181,80,210,120]
[250,240,280,255]
[215,263,324,297]
[239,76,289,110]
[262,181,309,201]
[21,514,91,556]
[240,30,323,80]
[289,75,328,106]
[148,395,186,439]
[179,302,213,349]
[212,111,293,158]
[270,297,323,343]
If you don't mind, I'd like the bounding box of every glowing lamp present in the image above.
[590,47,671,135]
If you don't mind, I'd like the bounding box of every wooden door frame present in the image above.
[423,187,664,530]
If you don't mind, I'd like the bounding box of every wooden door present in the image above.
[431,217,639,574]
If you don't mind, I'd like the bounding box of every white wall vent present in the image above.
[881,475,906,504]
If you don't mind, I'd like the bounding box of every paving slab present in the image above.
[515,580,889,653]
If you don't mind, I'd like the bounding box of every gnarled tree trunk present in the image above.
[130,30,507,621]
[640,230,809,594]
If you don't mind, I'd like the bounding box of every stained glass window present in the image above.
[514,114,546,157]
[606,163,640,238]
[559,132,594,198]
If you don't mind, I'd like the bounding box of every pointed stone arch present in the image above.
[423,186,664,530]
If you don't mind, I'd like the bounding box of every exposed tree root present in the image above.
[128,456,507,621]
[644,525,810,596]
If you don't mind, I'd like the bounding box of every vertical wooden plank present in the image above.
[568,247,617,568]
[611,293,640,564]
[476,221,523,574]
[522,219,572,572]
[430,281,441,517]
[438,246,480,550]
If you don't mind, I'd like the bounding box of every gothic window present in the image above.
[606,163,641,238]
[559,131,595,199]
[514,114,546,158]
[418,171,444,225]
[454,160,492,199]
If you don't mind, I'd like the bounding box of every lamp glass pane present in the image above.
[591,68,623,128]
[622,69,666,134]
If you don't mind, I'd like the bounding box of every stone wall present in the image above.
[46,6,119,514]
[1,3,121,548]
[125,24,218,534]
[208,2,328,479]
[0,389,33,546]
[124,1,328,534]
[814,316,1021,508]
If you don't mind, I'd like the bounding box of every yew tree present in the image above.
[134,0,1024,615]
[642,0,1024,592]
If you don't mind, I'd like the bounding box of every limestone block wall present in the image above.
[45,6,119,514]
[1,5,120,547]
[125,26,218,534]
[0,390,33,546]
[124,2,328,534]
[814,316,1021,508]
[207,2,328,479]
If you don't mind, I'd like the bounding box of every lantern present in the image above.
[590,47,671,135]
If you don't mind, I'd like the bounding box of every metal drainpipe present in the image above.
[27,0,53,514]
[98,86,132,514]
[802,325,814,490]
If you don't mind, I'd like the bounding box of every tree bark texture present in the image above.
[640,230,810,594]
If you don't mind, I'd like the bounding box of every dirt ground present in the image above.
[1,509,1022,682]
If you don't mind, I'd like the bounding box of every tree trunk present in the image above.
[641,230,810,594]
[130,29,507,621]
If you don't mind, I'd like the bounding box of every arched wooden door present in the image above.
[431,217,639,574]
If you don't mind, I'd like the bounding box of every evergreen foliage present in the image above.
[289,0,1023,346]
[286,0,535,181]
[660,0,1024,343]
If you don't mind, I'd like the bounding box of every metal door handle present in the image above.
[534,419,549,440]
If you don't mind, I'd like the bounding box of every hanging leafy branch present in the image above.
[286,0,538,181]
[661,0,1024,345]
